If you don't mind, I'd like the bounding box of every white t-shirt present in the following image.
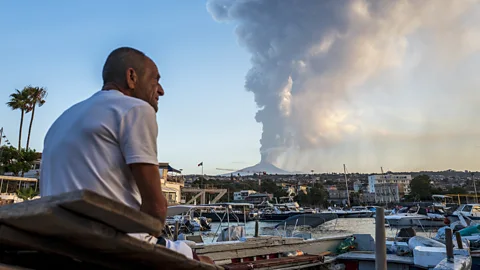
[40,90,159,210]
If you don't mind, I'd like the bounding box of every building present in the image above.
[233,190,257,201]
[158,162,184,205]
[362,192,376,204]
[368,174,411,194]
[374,183,400,203]
[244,193,272,204]
[328,189,349,206]
[353,181,362,192]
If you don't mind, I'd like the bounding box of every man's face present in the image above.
[135,58,164,112]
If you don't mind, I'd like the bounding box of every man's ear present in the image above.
[126,68,137,89]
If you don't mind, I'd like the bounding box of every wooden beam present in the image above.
[0,225,130,269]
[0,189,162,235]
[0,205,219,270]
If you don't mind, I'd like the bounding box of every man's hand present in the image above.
[130,163,168,227]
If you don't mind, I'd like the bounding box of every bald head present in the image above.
[102,47,147,85]
[101,47,164,112]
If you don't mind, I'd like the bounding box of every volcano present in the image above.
[221,161,292,176]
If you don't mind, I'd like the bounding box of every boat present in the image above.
[385,205,447,228]
[366,206,392,217]
[168,204,350,268]
[275,212,338,228]
[193,234,350,266]
[165,205,214,234]
[447,203,480,224]
[336,232,471,270]
[260,202,303,221]
[194,203,255,222]
[321,206,374,218]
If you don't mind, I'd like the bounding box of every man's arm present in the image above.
[119,104,167,229]
[130,163,168,225]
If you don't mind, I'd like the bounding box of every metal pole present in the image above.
[375,207,387,270]
[174,220,179,241]
[201,164,204,189]
[343,164,350,207]
[445,228,454,262]
[473,173,478,203]
[254,220,259,237]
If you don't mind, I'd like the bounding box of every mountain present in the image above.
[220,161,292,176]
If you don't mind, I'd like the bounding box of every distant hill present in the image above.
[220,161,292,176]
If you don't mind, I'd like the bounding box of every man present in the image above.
[40,47,211,263]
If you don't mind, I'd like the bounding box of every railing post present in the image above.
[375,207,387,270]
[455,231,463,249]
[445,228,454,263]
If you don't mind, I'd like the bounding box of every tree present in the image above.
[409,174,432,201]
[25,86,47,150]
[295,183,329,207]
[447,186,467,194]
[16,187,39,200]
[0,146,37,176]
[6,89,30,151]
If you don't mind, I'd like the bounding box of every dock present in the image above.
[0,189,220,269]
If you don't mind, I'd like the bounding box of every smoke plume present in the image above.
[207,0,480,171]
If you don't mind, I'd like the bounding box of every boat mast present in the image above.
[344,164,350,207]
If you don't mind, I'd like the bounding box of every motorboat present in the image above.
[447,203,480,223]
[385,205,447,229]
[321,206,374,218]
[165,205,215,235]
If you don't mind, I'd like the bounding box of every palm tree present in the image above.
[25,86,47,150]
[6,89,30,151]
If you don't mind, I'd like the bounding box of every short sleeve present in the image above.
[119,104,159,165]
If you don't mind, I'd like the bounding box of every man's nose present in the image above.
[158,83,165,96]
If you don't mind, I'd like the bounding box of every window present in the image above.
[463,205,473,212]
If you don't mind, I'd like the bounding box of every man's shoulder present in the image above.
[94,90,152,112]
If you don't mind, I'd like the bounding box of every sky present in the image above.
[0,0,260,175]
[1,1,480,175]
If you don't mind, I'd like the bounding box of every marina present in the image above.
[0,190,477,269]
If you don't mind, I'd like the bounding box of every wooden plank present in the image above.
[0,263,32,270]
[0,189,162,235]
[0,206,220,270]
[223,254,325,270]
[0,225,134,269]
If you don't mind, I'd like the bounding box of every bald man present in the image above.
[41,47,167,223]
[40,47,214,264]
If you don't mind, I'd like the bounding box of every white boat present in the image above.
[337,234,471,270]
[321,206,374,218]
[447,204,480,224]
[166,204,351,266]
[385,205,446,228]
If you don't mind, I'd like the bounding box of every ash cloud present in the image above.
[207,0,480,171]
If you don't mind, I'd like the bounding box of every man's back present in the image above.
[40,90,159,209]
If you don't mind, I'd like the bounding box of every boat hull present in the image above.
[385,217,446,228]
[447,214,480,224]
[276,213,338,228]
[193,235,351,265]
[261,212,300,221]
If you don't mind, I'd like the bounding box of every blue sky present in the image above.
[0,0,261,175]
[2,1,480,175]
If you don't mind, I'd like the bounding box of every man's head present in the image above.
[102,47,164,112]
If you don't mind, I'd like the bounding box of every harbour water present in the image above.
[201,218,434,242]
